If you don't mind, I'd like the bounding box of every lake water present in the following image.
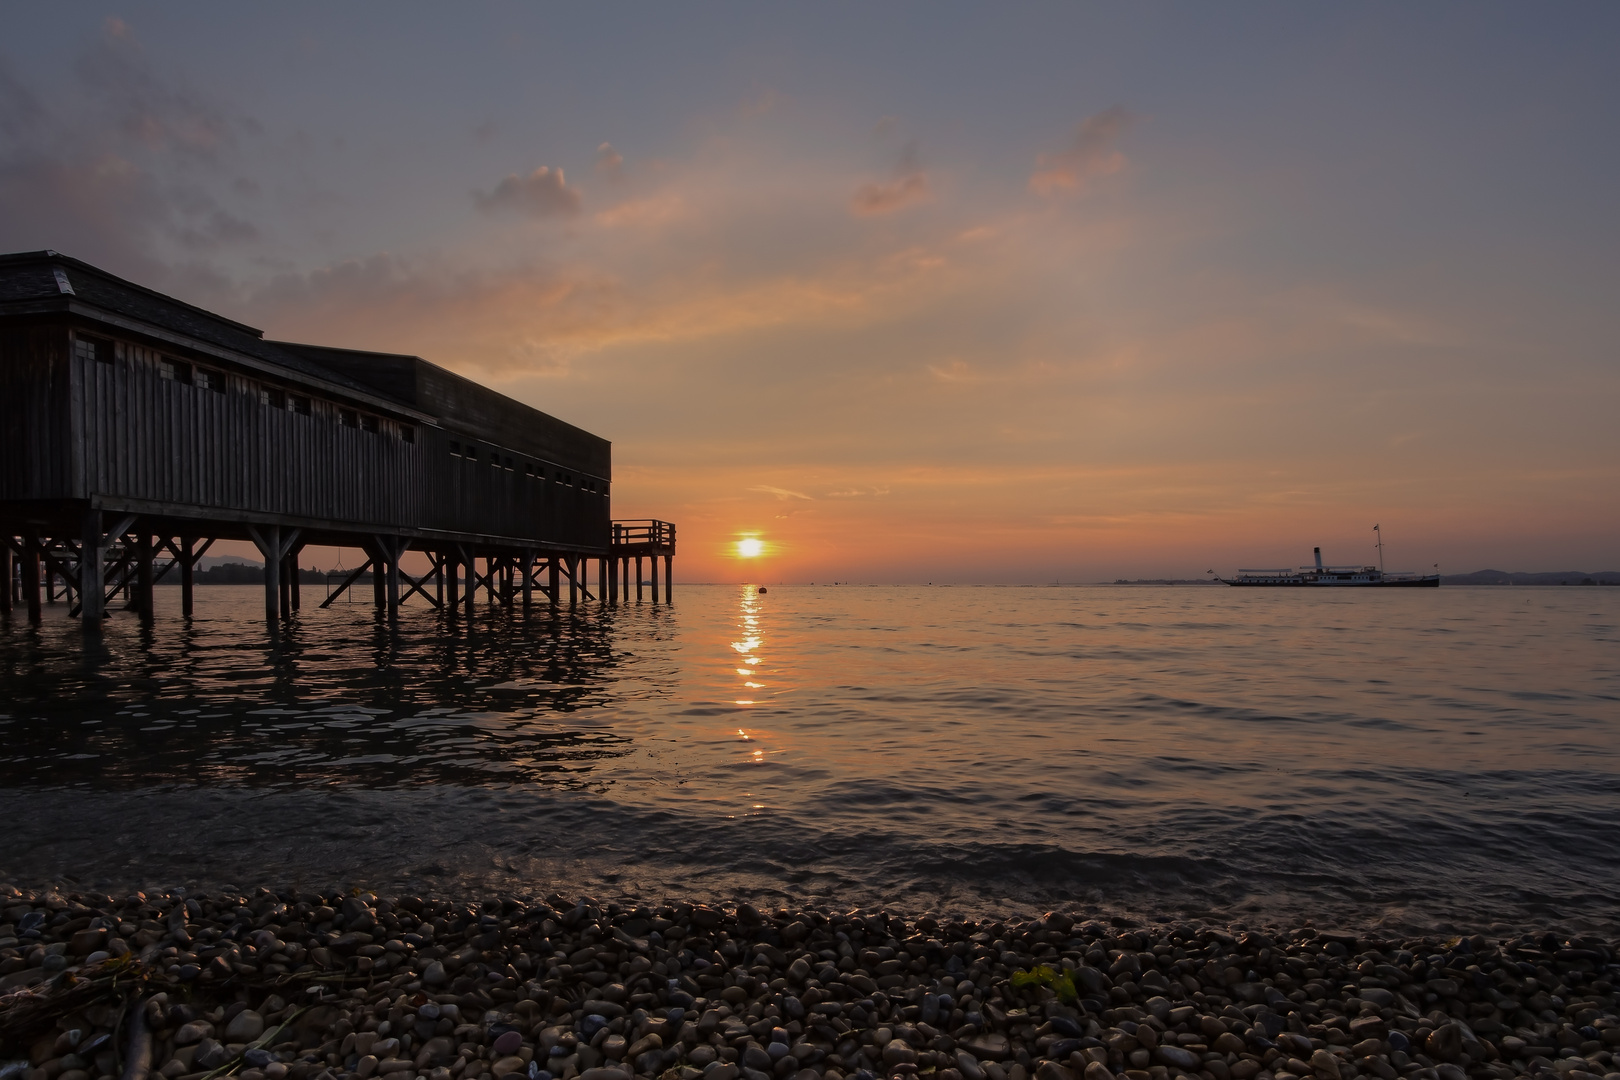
[2,583,1617,935]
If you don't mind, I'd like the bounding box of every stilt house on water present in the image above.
[0,250,675,627]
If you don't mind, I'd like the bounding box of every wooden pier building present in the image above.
[0,251,675,627]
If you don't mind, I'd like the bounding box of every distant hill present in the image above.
[1441,570,1620,586]
[158,565,346,585]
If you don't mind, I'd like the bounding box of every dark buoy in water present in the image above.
[758,587,767,594]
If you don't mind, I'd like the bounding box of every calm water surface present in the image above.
[2,584,1616,934]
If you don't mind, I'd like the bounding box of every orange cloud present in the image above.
[1030,106,1133,195]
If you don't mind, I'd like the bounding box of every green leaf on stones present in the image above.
[1009,965,1079,1003]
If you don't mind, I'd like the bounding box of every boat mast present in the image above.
[1374,524,1384,572]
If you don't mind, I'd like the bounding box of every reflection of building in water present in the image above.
[0,250,675,630]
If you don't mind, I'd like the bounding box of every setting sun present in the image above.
[736,538,763,558]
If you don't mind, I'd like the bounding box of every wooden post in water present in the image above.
[664,555,673,604]
[623,555,630,601]
[463,548,475,618]
[548,558,560,608]
[446,551,459,612]
[22,535,42,625]
[288,545,303,612]
[0,540,12,616]
[262,526,282,622]
[598,557,607,604]
[134,533,154,621]
[567,556,578,606]
[79,512,104,628]
[522,551,533,607]
[180,537,195,617]
[385,543,401,618]
[636,556,644,602]
[650,553,659,604]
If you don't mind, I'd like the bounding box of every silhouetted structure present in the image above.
[0,251,675,627]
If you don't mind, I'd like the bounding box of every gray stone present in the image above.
[1152,1046,1200,1072]
[225,1010,265,1043]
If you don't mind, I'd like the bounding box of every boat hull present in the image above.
[1219,575,1439,587]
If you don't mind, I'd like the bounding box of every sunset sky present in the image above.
[4,5,1617,581]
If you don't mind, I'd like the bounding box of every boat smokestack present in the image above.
[1314,547,1323,570]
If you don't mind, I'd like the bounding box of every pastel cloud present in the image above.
[851,144,930,215]
[475,165,581,218]
[1029,106,1133,195]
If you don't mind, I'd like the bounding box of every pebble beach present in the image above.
[2,886,1618,1080]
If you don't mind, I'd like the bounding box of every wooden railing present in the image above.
[611,519,676,552]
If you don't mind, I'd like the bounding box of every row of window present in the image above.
[446,440,604,493]
[75,330,415,444]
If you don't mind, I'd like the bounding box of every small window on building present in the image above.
[74,334,112,364]
[400,425,415,444]
[261,387,287,409]
[449,440,461,455]
[159,357,193,384]
[464,446,477,461]
[195,369,226,393]
[505,456,514,470]
[338,408,359,428]
[288,394,311,415]
[360,414,379,434]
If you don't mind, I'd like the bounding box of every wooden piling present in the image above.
[23,536,42,624]
[262,527,282,621]
[636,556,644,602]
[180,537,195,617]
[1,541,12,616]
[79,512,103,627]
[463,550,474,618]
[134,533,154,620]
[664,555,673,604]
[650,553,659,604]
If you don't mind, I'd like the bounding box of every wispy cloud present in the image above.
[851,143,929,216]
[750,485,814,501]
[1030,107,1133,195]
[475,165,582,217]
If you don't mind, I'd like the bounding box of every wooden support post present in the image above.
[650,553,659,604]
[664,555,673,604]
[598,557,607,603]
[262,527,281,621]
[522,552,533,607]
[134,533,154,620]
[45,565,57,604]
[548,557,560,608]
[180,537,195,617]
[623,555,630,601]
[463,548,475,617]
[636,556,644,601]
[372,551,386,610]
[0,540,12,616]
[288,545,303,612]
[567,556,577,606]
[446,552,459,612]
[435,555,445,606]
[79,512,104,627]
[246,525,299,624]
[23,536,42,625]
[606,557,616,604]
[386,548,400,617]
